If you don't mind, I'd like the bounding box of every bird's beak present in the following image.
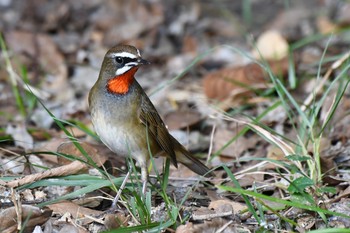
[137,58,151,66]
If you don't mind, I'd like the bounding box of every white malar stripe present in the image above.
[116,65,133,75]
[109,52,137,59]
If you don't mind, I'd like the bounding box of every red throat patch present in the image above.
[107,67,138,94]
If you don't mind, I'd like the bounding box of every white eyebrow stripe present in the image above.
[136,49,141,57]
[108,52,137,59]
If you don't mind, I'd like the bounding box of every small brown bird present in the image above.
[89,45,211,200]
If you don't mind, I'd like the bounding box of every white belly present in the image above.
[95,122,134,155]
[91,115,149,168]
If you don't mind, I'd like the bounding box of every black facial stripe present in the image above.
[123,57,137,64]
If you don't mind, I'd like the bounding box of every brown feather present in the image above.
[138,87,212,177]
[139,93,178,167]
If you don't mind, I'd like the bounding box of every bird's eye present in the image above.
[115,57,124,64]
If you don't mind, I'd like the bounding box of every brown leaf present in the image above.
[209,199,246,213]
[328,199,350,228]
[36,138,67,164]
[316,16,338,34]
[176,222,194,233]
[6,123,33,151]
[266,145,286,161]
[213,127,260,158]
[103,212,128,230]
[47,201,102,225]
[182,35,198,54]
[57,224,83,233]
[296,215,316,232]
[0,205,52,233]
[203,58,288,102]
[164,110,201,130]
[57,142,108,167]
[5,31,66,78]
[322,94,350,141]
[237,173,265,188]
[191,217,234,233]
[267,8,310,41]
[336,3,350,27]
[169,163,202,179]
[5,30,72,101]
[330,186,350,204]
[101,0,164,46]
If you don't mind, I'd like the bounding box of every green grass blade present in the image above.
[308,229,350,233]
[219,185,350,219]
[37,177,124,207]
[222,165,261,224]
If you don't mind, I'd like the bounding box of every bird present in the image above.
[88,45,212,205]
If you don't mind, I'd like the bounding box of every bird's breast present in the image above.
[89,85,148,158]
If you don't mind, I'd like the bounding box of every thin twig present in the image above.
[192,210,233,221]
[5,160,88,188]
[207,123,216,164]
[11,188,22,231]
[215,220,234,233]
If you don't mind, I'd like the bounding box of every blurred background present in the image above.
[1,0,349,158]
[1,0,348,117]
[2,0,350,189]
[1,0,350,232]
[1,0,348,134]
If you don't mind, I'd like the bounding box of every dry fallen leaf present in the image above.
[0,205,52,233]
[164,110,201,130]
[212,126,260,159]
[328,198,350,228]
[176,222,194,233]
[296,214,316,232]
[267,8,310,40]
[266,145,285,161]
[47,201,102,226]
[316,16,337,34]
[57,224,85,233]
[203,58,289,102]
[57,141,108,167]
[237,172,265,188]
[5,30,72,102]
[101,0,164,46]
[192,217,235,233]
[336,2,350,27]
[6,123,34,151]
[103,212,128,230]
[209,199,246,214]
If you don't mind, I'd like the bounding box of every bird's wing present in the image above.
[139,94,178,167]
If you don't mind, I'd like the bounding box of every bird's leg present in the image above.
[141,165,148,195]
[111,170,130,209]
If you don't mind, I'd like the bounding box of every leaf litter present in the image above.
[1,0,350,232]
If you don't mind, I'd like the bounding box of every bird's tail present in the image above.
[176,146,213,177]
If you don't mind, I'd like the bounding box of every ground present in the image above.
[1,0,350,232]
